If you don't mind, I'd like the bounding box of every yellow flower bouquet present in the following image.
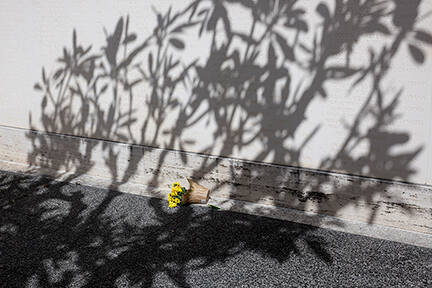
[168,179,210,208]
[168,182,187,208]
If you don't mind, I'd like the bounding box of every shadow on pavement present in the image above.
[1,171,431,287]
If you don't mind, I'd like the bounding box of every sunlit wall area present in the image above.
[1,0,431,186]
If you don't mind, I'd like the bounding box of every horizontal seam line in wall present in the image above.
[0,123,430,189]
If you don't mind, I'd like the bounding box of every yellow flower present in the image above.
[168,182,185,207]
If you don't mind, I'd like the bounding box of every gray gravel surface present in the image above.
[1,170,431,287]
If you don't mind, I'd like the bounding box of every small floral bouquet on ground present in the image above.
[168,179,210,208]
[168,182,187,208]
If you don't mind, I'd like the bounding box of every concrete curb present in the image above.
[1,125,431,246]
[207,197,432,249]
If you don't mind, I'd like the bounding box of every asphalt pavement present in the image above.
[1,170,431,287]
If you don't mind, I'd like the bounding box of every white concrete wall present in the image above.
[1,0,432,185]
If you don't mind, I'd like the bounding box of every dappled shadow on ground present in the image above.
[1,171,432,287]
[0,172,326,287]
[3,0,432,286]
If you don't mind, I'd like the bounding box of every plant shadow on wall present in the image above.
[2,0,431,286]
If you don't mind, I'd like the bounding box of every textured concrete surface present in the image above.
[208,197,432,249]
[1,170,431,287]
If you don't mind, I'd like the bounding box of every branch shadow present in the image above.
[2,0,432,286]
